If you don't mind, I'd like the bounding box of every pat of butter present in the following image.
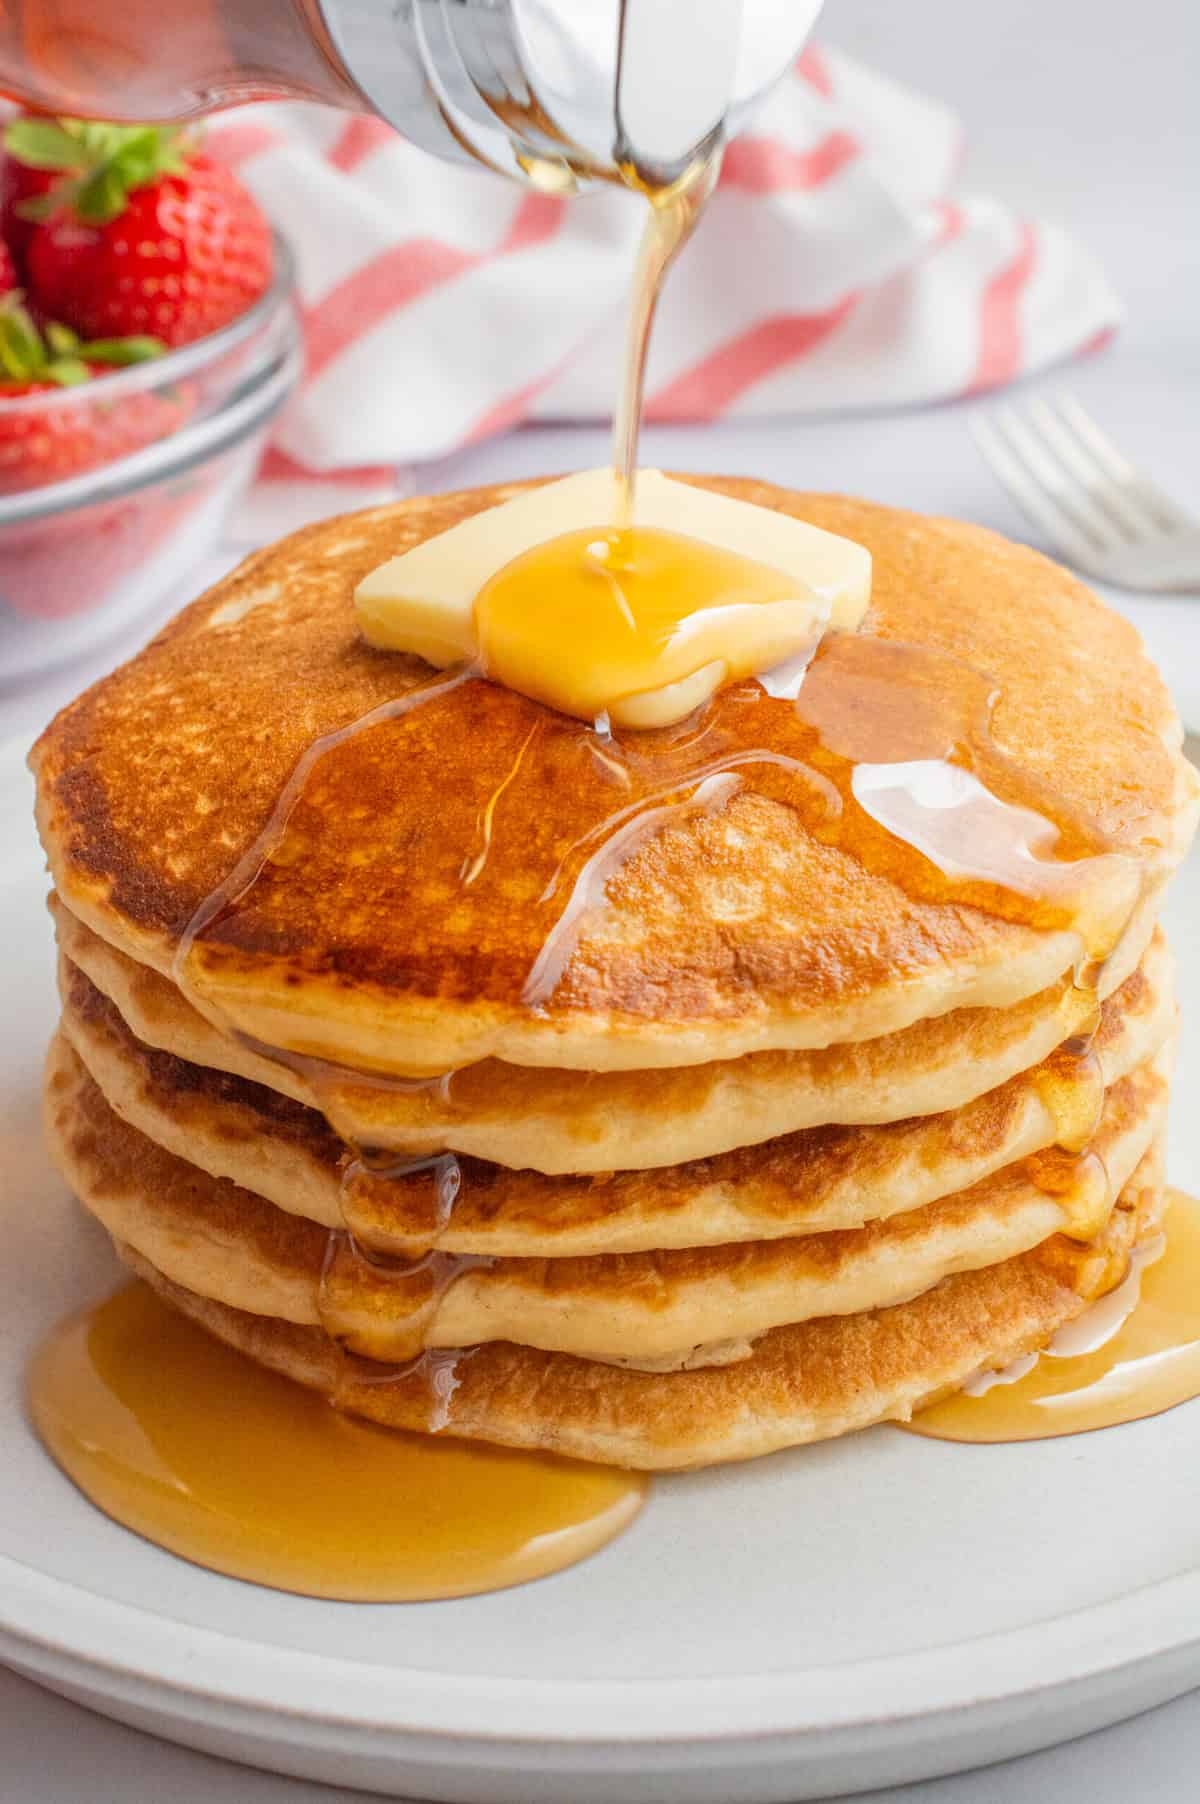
[354,470,871,725]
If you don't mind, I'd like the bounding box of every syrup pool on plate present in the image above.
[906,1189,1200,1444]
[28,1280,647,1601]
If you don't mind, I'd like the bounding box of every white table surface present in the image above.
[3,0,1198,1796]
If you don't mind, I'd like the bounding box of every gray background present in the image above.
[3,0,1198,1796]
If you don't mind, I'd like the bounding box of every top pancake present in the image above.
[32,481,1198,1074]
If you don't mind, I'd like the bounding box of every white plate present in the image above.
[2,732,1199,1804]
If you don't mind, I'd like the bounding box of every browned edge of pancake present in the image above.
[51,897,1169,1173]
[45,1013,1171,1363]
[116,1137,1165,1470]
[56,935,1175,1252]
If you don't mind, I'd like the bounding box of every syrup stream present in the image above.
[611,152,721,520]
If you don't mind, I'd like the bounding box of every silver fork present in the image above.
[970,393,1200,592]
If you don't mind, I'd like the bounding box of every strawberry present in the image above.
[7,118,273,349]
[0,295,186,493]
[0,237,16,297]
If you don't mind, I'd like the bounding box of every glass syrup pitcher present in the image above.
[0,0,824,189]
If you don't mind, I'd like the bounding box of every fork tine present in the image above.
[1025,397,1148,540]
[991,405,1121,548]
[969,413,1104,569]
[1055,393,1196,535]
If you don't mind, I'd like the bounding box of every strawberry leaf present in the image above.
[0,296,159,384]
[43,356,90,387]
[82,335,166,366]
[15,185,75,224]
[72,163,129,224]
[70,124,187,224]
[0,295,47,381]
[45,322,82,357]
[3,117,91,170]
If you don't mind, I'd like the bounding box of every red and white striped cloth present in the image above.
[210,44,1121,539]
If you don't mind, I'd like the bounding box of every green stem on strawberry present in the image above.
[44,320,167,367]
[5,118,193,225]
[0,296,165,388]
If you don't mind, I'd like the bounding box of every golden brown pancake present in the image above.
[30,482,1192,1469]
[32,484,1198,1078]
[54,900,1164,1171]
[59,943,1176,1255]
[44,1033,1171,1367]
[115,1142,1166,1469]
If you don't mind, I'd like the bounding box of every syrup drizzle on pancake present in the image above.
[318,1232,493,1364]
[170,628,1142,1341]
[340,1148,464,1255]
[28,1280,646,1601]
[461,719,541,886]
[906,1189,1200,1442]
[1024,1040,1112,1241]
[175,636,1136,1030]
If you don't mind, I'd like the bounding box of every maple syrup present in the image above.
[465,147,819,733]
[906,1190,1200,1444]
[612,156,719,518]
[469,148,820,732]
[1023,1039,1111,1241]
[317,1232,493,1363]
[174,635,1135,1046]
[28,1280,646,1601]
[340,1149,464,1256]
[474,524,812,727]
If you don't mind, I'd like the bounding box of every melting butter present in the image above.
[475,524,830,728]
[354,468,871,727]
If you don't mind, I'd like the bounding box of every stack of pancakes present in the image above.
[33,484,1198,1470]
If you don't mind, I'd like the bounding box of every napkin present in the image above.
[208,44,1121,540]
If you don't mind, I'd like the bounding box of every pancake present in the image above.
[45,1033,1171,1366]
[54,900,1164,1172]
[115,1141,1166,1469]
[32,484,1198,1079]
[59,940,1176,1255]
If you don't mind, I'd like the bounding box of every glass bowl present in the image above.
[0,239,302,686]
[1,233,298,483]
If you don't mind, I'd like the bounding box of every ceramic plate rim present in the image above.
[3,1533,1200,1748]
